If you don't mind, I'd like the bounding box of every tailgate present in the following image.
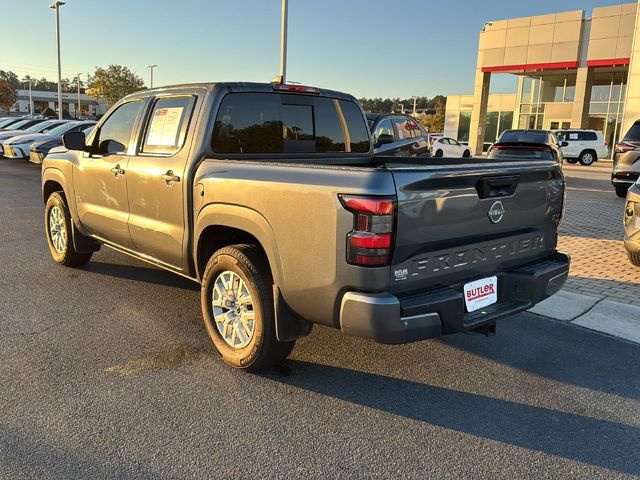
[387,158,564,295]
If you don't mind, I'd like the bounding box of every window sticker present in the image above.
[147,107,184,146]
[569,133,579,140]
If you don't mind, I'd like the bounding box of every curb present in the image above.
[529,289,640,345]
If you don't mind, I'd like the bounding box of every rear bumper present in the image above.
[339,252,570,344]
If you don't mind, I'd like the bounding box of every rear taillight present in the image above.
[615,142,636,153]
[339,194,396,267]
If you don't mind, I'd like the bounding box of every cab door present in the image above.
[125,95,197,270]
[73,99,145,248]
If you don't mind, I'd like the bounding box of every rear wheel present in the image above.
[565,158,579,164]
[579,150,596,166]
[200,244,295,371]
[615,185,629,198]
[45,192,92,267]
[462,150,471,158]
[629,251,640,267]
[434,149,443,157]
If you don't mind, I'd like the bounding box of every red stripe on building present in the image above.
[586,57,630,67]
[482,61,580,73]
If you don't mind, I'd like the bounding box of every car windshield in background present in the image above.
[82,126,94,135]
[498,130,548,144]
[623,123,640,142]
[0,118,17,128]
[26,121,57,133]
[6,120,33,130]
[212,93,370,155]
[47,123,78,135]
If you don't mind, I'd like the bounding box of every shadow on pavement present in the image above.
[442,315,640,401]
[267,358,640,476]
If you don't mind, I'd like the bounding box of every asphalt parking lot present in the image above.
[1,159,640,479]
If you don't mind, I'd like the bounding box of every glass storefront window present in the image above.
[457,111,471,142]
[498,111,513,138]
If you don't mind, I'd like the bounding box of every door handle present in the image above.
[161,170,181,185]
[110,165,125,177]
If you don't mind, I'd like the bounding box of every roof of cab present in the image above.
[123,82,357,102]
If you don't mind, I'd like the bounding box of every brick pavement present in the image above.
[558,164,640,306]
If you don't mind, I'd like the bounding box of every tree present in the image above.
[86,65,145,107]
[419,100,446,134]
[0,70,21,89]
[0,78,17,114]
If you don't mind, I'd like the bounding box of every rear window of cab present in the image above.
[211,92,370,155]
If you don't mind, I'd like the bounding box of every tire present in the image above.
[579,150,596,166]
[462,150,471,158]
[45,192,93,267]
[434,149,443,157]
[565,158,579,164]
[200,244,295,372]
[615,185,629,198]
[629,251,640,267]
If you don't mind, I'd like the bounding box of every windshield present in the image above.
[0,118,17,128]
[498,130,548,144]
[25,121,56,133]
[47,123,77,135]
[7,120,33,130]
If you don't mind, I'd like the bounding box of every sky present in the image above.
[2,0,629,99]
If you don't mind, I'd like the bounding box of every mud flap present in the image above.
[72,222,101,254]
[273,286,313,342]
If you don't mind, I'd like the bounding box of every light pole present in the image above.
[49,1,65,120]
[146,64,157,88]
[280,0,288,83]
[75,73,82,118]
[27,79,33,115]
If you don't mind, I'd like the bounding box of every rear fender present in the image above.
[194,203,285,288]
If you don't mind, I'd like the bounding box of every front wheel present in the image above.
[462,150,470,158]
[45,192,93,267]
[200,244,295,371]
[579,150,596,166]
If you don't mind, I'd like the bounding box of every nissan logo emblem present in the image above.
[488,200,505,224]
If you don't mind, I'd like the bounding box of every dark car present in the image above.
[29,124,95,164]
[487,129,565,162]
[367,113,430,157]
[624,180,640,266]
[612,121,640,198]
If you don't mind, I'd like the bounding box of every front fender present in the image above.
[194,203,285,288]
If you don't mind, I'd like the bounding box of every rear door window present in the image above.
[141,96,194,155]
[579,131,598,141]
[211,92,370,155]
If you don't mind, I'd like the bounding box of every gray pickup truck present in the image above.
[42,82,569,371]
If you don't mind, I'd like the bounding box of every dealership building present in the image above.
[444,2,640,156]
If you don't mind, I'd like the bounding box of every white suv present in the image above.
[554,130,609,166]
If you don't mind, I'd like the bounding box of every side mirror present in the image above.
[560,141,569,147]
[62,131,86,151]
[375,133,395,148]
